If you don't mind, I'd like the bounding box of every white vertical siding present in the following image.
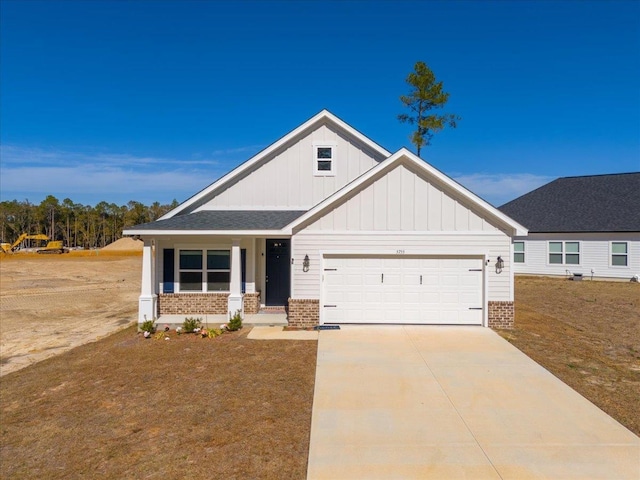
[196,123,383,210]
[512,233,640,279]
[303,164,498,232]
[291,232,513,302]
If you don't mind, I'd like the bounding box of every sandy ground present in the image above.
[0,254,141,376]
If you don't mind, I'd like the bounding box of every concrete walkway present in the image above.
[307,326,640,479]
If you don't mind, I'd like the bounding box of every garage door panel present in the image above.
[323,256,483,325]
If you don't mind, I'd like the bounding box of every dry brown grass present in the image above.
[498,276,640,436]
[0,327,317,479]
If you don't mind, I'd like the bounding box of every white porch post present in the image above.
[138,239,157,324]
[228,238,244,318]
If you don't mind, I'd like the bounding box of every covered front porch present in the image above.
[137,235,292,325]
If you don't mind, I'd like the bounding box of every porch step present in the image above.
[156,313,288,328]
[258,306,287,314]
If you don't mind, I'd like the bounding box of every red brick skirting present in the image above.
[287,298,319,327]
[488,301,514,329]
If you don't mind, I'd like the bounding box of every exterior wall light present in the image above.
[303,254,310,272]
[496,256,504,274]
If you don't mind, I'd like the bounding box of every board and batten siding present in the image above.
[291,232,513,302]
[513,232,640,279]
[302,163,499,232]
[195,123,383,211]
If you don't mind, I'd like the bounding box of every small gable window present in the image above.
[313,143,336,176]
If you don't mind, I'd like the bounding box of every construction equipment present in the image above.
[37,240,69,254]
[0,233,64,254]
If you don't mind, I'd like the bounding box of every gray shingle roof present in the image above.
[129,210,307,231]
[498,173,640,233]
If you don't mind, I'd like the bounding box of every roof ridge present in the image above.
[558,171,640,180]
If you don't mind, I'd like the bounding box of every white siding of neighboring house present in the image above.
[302,163,500,232]
[194,123,384,211]
[291,232,513,302]
[512,232,640,280]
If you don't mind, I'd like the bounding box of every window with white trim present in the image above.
[178,249,230,292]
[549,241,580,265]
[514,241,525,263]
[313,143,336,176]
[611,242,628,267]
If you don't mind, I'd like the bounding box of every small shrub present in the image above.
[228,310,243,331]
[140,318,156,334]
[183,317,202,333]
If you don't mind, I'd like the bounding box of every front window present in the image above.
[514,241,525,263]
[179,250,203,291]
[549,241,580,265]
[207,250,230,291]
[178,249,230,292]
[611,242,628,266]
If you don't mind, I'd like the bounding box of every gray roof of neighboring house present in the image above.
[129,210,307,231]
[498,173,640,233]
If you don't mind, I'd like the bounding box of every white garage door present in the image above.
[322,256,484,325]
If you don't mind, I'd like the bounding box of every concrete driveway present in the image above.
[307,326,640,479]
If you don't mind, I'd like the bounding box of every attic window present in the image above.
[313,143,336,176]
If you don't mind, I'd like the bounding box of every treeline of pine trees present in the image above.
[0,196,179,248]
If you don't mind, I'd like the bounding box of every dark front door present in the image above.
[265,239,290,306]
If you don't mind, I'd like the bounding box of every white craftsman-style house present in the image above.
[124,110,527,328]
[499,173,640,281]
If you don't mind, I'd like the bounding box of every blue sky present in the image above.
[1,0,639,207]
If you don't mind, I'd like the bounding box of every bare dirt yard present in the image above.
[0,252,141,376]
[499,276,640,436]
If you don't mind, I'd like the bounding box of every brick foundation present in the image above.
[158,292,261,316]
[243,292,261,314]
[287,298,320,327]
[488,301,514,329]
[158,293,229,315]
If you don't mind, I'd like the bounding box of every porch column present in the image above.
[228,238,244,318]
[138,239,157,323]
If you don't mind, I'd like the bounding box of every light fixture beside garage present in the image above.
[303,254,310,272]
[496,256,504,274]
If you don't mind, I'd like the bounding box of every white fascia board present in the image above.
[286,148,528,236]
[158,110,391,220]
[123,229,291,237]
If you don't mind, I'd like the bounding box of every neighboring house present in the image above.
[499,173,640,280]
[124,110,527,329]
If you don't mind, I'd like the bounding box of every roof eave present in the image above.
[123,228,292,237]
[286,148,529,236]
[158,110,391,220]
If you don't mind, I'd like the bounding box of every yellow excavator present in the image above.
[0,234,68,254]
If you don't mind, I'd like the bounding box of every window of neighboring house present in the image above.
[549,241,580,265]
[313,144,336,176]
[611,242,628,266]
[514,241,525,263]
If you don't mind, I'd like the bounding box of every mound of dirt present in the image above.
[101,237,143,251]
